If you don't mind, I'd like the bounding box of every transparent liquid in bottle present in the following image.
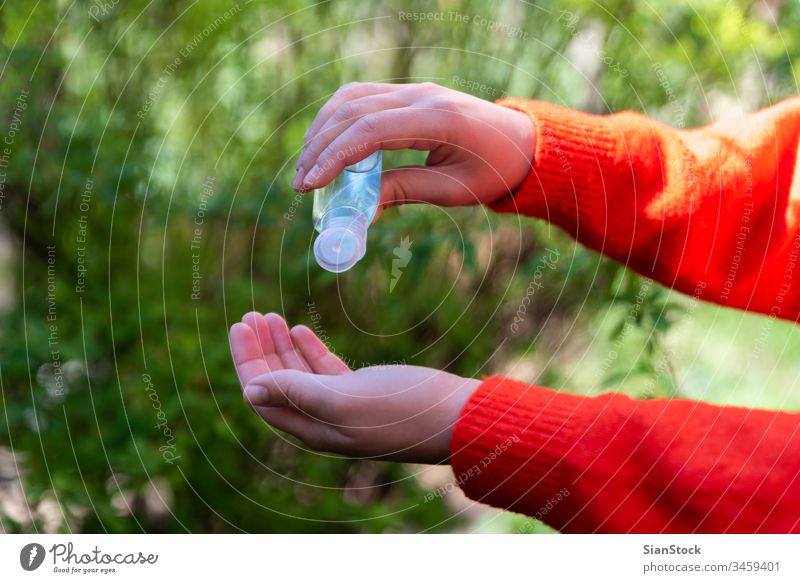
[312,151,381,272]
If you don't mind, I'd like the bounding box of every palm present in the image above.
[229,312,479,463]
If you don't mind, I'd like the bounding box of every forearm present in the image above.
[451,376,800,533]
[492,97,800,321]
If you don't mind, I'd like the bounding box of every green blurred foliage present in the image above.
[0,0,797,532]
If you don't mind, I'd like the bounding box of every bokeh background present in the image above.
[1,0,799,533]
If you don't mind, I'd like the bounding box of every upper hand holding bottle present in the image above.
[293,82,535,209]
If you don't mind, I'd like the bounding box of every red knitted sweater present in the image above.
[450,97,800,533]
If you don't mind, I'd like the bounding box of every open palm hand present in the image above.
[229,312,480,464]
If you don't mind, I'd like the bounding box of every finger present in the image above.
[241,311,284,372]
[379,164,476,209]
[301,108,446,190]
[290,325,350,375]
[257,407,343,452]
[295,93,407,186]
[264,313,311,371]
[302,82,401,148]
[230,323,272,388]
[242,311,274,352]
[245,369,339,417]
[250,405,320,443]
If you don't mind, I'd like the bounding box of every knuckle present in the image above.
[384,171,408,207]
[300,137,321,159]
[318,145,337,165]
[354,114,379,136]
[418,81,441,93]
[275,376,297,406]
[336,81,361,98]
[393,181,409,206]
[334,102,358,124]
[427,96,458,114]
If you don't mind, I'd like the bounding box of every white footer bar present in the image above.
[1,534,797,582]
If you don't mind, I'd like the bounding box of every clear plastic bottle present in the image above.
[312,150,382,272]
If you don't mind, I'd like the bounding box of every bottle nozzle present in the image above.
[313,213,367,273]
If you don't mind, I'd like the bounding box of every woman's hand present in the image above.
[294,82,535,209]
[229,312,481,464]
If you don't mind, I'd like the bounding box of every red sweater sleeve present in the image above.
[492,97,800,320]
[450,99,800,533]
[452,377,800,533]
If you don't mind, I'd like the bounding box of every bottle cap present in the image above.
[313,215,367,273]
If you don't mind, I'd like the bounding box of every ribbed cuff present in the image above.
[490,98,623,234]
[450,376,589,516]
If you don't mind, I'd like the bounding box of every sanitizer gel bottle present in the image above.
[312,150,382,272]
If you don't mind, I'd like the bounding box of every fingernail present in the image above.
[303,165,320,189]
[244,385,268,405]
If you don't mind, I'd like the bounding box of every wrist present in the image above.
[440,376,482,464]
[502,105,537,194]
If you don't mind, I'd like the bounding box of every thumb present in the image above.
[379,165,465,211]
[244,369,336,416]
